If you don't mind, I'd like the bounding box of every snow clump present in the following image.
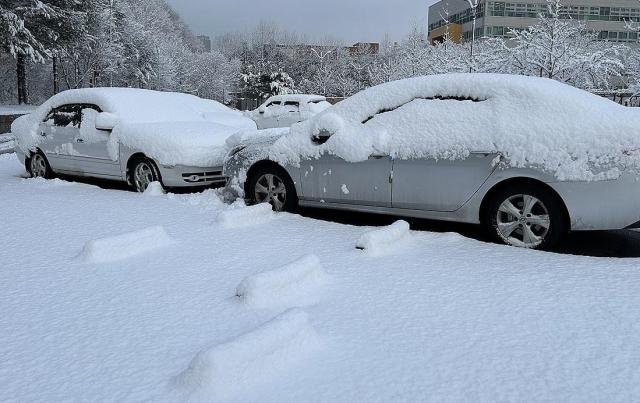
[79,226,174,264]
[236,254,328,309]
[176,309,320,398]
[356,221,411,254]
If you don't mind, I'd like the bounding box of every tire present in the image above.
[483,184,568,250]
[130,157,162,193]
[247,165,298,213]
[27,151,54,179]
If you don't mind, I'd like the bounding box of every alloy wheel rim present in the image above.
[31,155,47,177]
[496,194,550,248]
[255,173,287,211]
[134,163,154,192]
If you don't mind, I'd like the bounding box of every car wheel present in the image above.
[131,158,161,193]
[28,151,54,179]
[485,185,567,250]
[248,165,298,212]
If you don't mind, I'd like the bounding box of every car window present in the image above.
[45,104,101,128]
[362,95,484,124]
[265,101,282,108]
[284,101,299,107]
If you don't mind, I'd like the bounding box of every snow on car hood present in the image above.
[267,74,640,182]
[12,88,256,167]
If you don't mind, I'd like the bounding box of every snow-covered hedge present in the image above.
[12,88,256,167]
[268,74,640,181]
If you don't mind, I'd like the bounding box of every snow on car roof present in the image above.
[268,73,640,181]
[266,94,326,104]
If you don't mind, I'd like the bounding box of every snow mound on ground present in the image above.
[356,221,411,254]
[143,181,165,196]
[79,226,174,264]
[11,88,256,167]
[176,309,320,398]
[236,255,328,309]
[216,203,274,228]
[268,74,640,181]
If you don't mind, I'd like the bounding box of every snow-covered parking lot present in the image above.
[2,151,640,402]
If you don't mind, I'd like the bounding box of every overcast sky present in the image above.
[166,0,440,44]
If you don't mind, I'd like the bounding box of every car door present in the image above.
[277,101,302,127]
[300,154,392,206]
[299,128,392,206]
[392,153,499,212]
[257,101,282,129]
[388,97,499,212]
[38,104,81,173]
[72,105,121,178]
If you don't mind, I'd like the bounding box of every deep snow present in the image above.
[2,152,640,402]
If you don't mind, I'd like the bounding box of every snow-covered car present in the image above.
[248,95,331,129]
[224,73,640,250]
[11,88,256,192]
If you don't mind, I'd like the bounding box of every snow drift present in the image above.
[11,88,256,167]
[79,226,174,264]
[176,309,320,398]
[216,203,275,229]
[236,254,328,309]
[143,181,165,196]
[356,221,411,254]
[266,74,640,181]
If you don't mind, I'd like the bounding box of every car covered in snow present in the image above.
[248,94,331,129]
[224,74,640,250]
[11,88,256,192]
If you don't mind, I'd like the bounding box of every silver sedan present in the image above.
[224,76,640,250]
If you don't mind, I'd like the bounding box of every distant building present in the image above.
[428,0,640,45]
[197,35,212,52]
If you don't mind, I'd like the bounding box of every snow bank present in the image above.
[356,221,411,253]
[176,309,320,398]
[216,203,274,229]
[0,134,14,155]
[11,88,256,167]
[79,226,173,264]
[143,181,165,196]
[236,255,328,309]
[267,74,640,181]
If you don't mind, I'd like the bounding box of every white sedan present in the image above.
[248,94,331,129]
[11,88,256,192]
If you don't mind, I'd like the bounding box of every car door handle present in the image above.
[76,138,84,143]
[39,132,47,137]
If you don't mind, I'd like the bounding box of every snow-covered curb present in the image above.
[79,226,174,264]
[236,254,328,309]
[176,309,320,398]
[356,221,411,254]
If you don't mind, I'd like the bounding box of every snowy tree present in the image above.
[0,0,84,103]
[507,0,625,89]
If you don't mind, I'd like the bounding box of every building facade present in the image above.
[428,0,640,44]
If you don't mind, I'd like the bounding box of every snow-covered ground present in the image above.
[2,152,640,402]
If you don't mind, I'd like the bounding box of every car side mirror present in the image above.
[95,112,118,131]
[311,129,333,145]
[258,107,266,114]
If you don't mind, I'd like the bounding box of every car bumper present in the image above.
[550,173,640,231]
[157,164,227,188]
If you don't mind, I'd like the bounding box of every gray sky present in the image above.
[166,0,439,44]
